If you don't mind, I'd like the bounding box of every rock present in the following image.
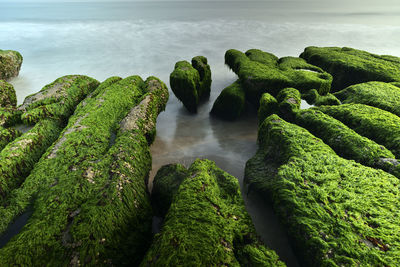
[210,80,246,120]
[258,92,278,125]
[334,81,400,116]
[0,107,22,127]
[276,87,301,121]
[170,56,212,113]
[245,114,400,266]
[0,126,21,152]
[142,159,285,266]
[317,104,400,158]
[0,50,23,81]
[225,49,332,106]
[0,80,17,107]
[295,109,399,177]
[300,46,400,91]
[303,89,341,106]
[19,75,100,124]
[0,75,169,266]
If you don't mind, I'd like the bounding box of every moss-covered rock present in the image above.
[142,159,285,266]
[276,87,301,121]
[245,114,400,266]
[0,126,21,152]
[295,109,400,176]
[0,107,22,127]
[151,163,190,217]
[19,75,100,124]
[0,75,169,266]
[225,49,332,106]
[170,56,212,113]
[258,92,278,125]
[300,46,400,91]
[317,104,400,158]
[303,89,341,106]
[0,80,17,107]
[334,81,400,116]
[0,50,23,81]
[192,56,212,99]
[210,80,246,120]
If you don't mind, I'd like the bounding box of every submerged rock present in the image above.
[0,50,23,81]
[170,56,211,113]
[334,81,400,116]
[225,49,332,106]
[210,80,246,120]
[300,46,400,91]
[0,80,17,108]
[245,114,400,266]
[142,159,285,266]
[0,75,168,266]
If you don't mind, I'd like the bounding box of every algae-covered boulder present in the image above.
[0,50,23,81]
[142,159,285,266]
[276,87,301,121]
[295,109,399,176]
[0,75,169,266]
[300,46,400,91]
[258,92,278,125]
[0,126,21,152]
[303,89,340,106]
[245,114,400,266]
[170,56,212,113]
[317,104,400,158]
[225,49,332,106]
[0,107,21,127]
[0,80,17,107]
[210,80,246,120]
[18,75,100,124]
[334,81,400,116]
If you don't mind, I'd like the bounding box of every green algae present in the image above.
[276,87,301,121]
[0,50,23,81]
[317,104,400,158]
[300,46,400,91]
[245,114,400,266]
[303,89,341,106]
[258,92,278,125]
[0,75,169,266]
[142,159,285,267]
[0,80,17,107]
[0,126,21,151]
[334,81,400,116]
[0,107,22,127]
[170,56,212,113]
[210,80,246,120]
[224,49,332,106]
[19,75,100,125]
[294,109,399,176]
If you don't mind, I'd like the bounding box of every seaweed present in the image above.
[0,80,17,107]
[210,80,246,120]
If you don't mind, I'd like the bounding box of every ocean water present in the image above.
[1,1,400,265]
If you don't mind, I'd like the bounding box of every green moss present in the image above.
[0,126,21,151]
[245,114,400,266]
[192,56,212,99]
[170,61,200,113]
[151,163,190,217]
[300,46,400,91]
[19,75,100,125]
[0,50,23,81]
[210,80,246,120]
[295,109,399,176]
[276,87,301,121]
[0,75,169,266]
[303,89,341,106]
[225,49,332,106]
[0,107,22,127]
[141,159,285,266]
[258,92,278,125]
[0,80,17,107]
[317,104,400,158]
[334,81,400,116]
[0,119,62,204]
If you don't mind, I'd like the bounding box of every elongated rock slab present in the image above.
[245,114,400,266]
[143,159,285,266]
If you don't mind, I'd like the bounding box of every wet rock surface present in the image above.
[0,50,22,81]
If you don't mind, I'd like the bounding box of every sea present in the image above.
[1,1,400,265]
